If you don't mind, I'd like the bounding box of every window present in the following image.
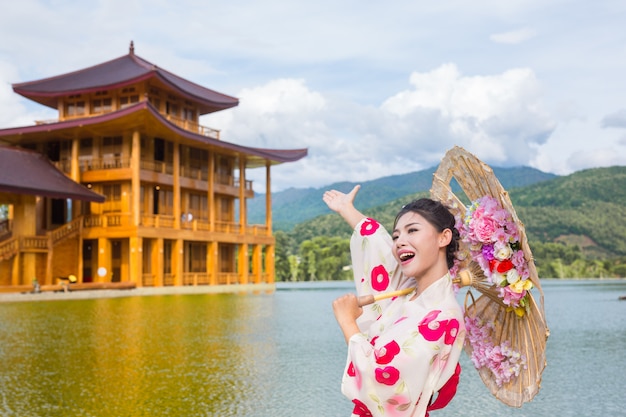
[166,101,179,117]
[154,187,173,216]
[102,184,122,212]
[163,240,172,274]
[120,95,139,108]
[79,138,93,157]
[149,97,161,111]
[182,108,195,121]
[187,243,207,272]
[217,197,233,222]
[92,98,112,113]
[65,97,85,117]
[188,193,208,220]
[102,136,123,155]
[186,147,207,169]
[58,140,71,171]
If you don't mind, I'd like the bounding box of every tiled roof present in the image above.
[0,101,307,168]
[0,147,105,202]
[13,47,238,115]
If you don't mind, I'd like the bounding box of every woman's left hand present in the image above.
[332,293,363,344]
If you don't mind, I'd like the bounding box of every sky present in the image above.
[1,0,625,192]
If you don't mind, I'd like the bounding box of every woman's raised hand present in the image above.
[322,185,365,229]
[323,185,360,213]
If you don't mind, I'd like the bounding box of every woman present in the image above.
[323,185,465,417]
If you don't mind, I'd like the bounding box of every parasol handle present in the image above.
[358,287,415,307]
[454,269,474,287]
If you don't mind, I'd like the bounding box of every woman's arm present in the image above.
[323,185,365,230]
[332,293,363,344]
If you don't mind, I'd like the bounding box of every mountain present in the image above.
[511,166,626,258]
[287,166,626,258]
[248,166,558,230]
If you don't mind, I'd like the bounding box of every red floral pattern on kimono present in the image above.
[342,218,466,417]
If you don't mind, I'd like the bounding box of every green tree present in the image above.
[288,255,300,281]
[274,231,293,281]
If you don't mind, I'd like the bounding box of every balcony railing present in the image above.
[217,272,238,285]
[35,112,221,140]
[51,158,252,192]
[182,272,210,286]
[164,114,221,140]
[140,159,173,175]
[140,215,175,228]
[84,213,131,228]
[83,214,268,236]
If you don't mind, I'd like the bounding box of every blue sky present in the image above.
[1,0,625,191]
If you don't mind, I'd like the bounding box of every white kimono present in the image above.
[341,218,465,417]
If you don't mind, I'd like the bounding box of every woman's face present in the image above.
[392,211,448,280]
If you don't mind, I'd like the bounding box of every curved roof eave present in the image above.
[0,102,308,167]
[0,147,105,202]
[142,104,307,167]
[12,53,239,114]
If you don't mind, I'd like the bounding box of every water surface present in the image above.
[0,280,624,416]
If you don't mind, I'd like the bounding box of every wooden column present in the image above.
[173,238,183,286]
[238,157,246,229]
[252,244,262,284]
[154,238,164,287]
[238,243,248,284]
[12,253,21,286]
[77,234,84,284]
[265,161,272,234]
[265,161,275,283]
[129,236,143,287]
[208,241,218,285]
[131,130,141,226]
[12,195,37,285]
[208,153,215,231]
[97,237,112,283]
[173,144,181,229]
[265,245,275,284]
[70,137,81,218]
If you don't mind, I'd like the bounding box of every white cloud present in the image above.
[1,0,625,192]
[0,60,55,128]
[211,64,557,191]
[490,28,537,44]
[601,109,626,128]
[567,148,625,171]
[380,64,555,166]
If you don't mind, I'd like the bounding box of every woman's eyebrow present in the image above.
[393,221,421,234]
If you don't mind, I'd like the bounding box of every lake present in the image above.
[0,279,624,416]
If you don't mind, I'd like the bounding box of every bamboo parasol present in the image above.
[430,146,549,408]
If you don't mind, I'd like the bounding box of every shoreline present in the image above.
[0,283,276,304]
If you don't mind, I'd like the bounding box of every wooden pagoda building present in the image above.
[0,42,307,292]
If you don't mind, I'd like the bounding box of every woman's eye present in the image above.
[408,228,418,233]
[391,235,398,241]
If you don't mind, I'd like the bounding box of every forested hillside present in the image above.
[248,166,556,230]
[272,166,626,281]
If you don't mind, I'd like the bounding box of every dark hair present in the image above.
[393,198,460,269]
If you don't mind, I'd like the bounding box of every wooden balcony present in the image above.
[83,213,269,236]
[53,157,253,193]
[35,113,221,140]
[163,114,221,140]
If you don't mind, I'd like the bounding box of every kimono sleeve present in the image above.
[350,218,413,331]
[341,303,465,417]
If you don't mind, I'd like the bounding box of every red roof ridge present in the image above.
[13,44,239,113]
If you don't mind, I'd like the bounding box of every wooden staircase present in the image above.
[0,217,84,280]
